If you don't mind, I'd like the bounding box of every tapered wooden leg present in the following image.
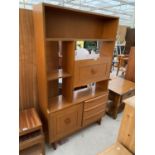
[97,119,102,125]
[52,142,57,150]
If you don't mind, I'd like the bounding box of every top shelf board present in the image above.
[46,38,115,42]
[43,3,119,20]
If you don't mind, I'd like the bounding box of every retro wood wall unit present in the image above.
[33,3,118,148]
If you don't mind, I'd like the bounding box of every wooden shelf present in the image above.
[46,38,115,42]
[19,108,42,136]
[48,86,108,113]
[20,144,43,155]
[20,133,43,151]
[47,69,71,81]
[97,142,132,155]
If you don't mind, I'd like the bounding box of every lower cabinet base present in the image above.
[46,93,108,149]
[50,118,103,150]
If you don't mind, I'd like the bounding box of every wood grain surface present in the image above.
[19,9,38,111]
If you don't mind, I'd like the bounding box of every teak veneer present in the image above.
[33,3,118,149]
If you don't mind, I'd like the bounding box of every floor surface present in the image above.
[45,113,122,155]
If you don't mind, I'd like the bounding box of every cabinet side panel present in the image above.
[19,9,38,111]
[33,4,48,116]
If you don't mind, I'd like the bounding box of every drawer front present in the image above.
[84,93,108,110]
[49,104,82,142]
[83,93,108,126]
[122,90,135,100]
[84,103,106,119]
[83,111,105,126]
[79,64,107,82]
[74,58,111,87]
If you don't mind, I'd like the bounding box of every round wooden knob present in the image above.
[91,68,96,74]
[64,118,71,124]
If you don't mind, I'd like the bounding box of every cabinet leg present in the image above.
[97,119,102,125]
[52,142,57,150]
[113,112,117,119]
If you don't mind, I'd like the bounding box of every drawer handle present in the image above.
[64,118,71,124]
[91,69,96,75]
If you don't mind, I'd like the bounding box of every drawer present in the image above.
[79,64,106,82]
[84,103,106,119]
[83,111,105,126]
[49,104,82,142]
[84,93,108,110]
[122,90,135,100]
[74,58,111,87]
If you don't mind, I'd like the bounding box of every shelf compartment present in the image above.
[44,4,118,39]
[20,144,43,155]
[48,85,108,113]
[20,130,43,151]
[47,69,71,81]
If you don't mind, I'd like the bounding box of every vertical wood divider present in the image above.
[62,41,75,102]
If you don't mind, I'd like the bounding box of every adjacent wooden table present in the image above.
[107,77,135,119]
[19,108,45,155]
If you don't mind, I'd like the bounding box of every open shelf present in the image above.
[20,144,43,155]
[48,85,108,113]
[46,38,115,42]
[47,69,71,81]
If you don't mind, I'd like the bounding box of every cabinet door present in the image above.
[49,104,82,142]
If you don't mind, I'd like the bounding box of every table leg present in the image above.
[112,95,121,119]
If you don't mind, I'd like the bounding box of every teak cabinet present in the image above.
[33,3,118,148]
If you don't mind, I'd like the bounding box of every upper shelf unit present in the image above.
[43,3,119,40]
